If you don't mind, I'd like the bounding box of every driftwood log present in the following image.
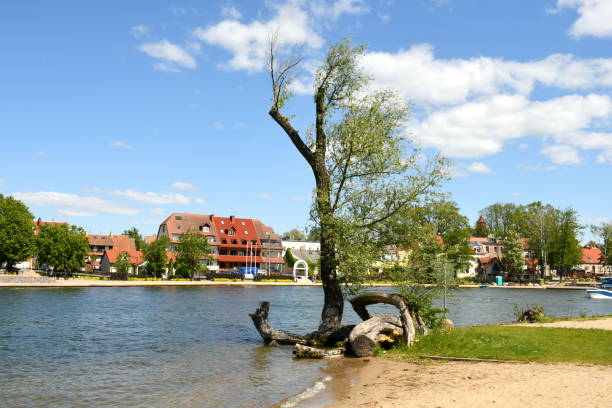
[293,344,344,359]
[249,301,355,346]
[349,292,416,347]
[348,314,403,357]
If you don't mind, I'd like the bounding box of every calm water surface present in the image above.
[1,286,610,407]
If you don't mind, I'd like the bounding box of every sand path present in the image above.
[324,358,611,408]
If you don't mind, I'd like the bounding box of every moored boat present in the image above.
[586,288,612,299]
[587,277,612,299]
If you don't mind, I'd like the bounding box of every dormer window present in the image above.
[228,228,235,236]
[175,216,183,220]
[200,224,210,232]
[231,239,237,244]
[242,240,247,245]
[220,220,225,225]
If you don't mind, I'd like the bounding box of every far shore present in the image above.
[0,276,593,289]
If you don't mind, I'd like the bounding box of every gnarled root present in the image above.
[249,301,354,346]
[349,292,416,347]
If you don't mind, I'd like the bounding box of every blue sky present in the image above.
[1,0,610,239]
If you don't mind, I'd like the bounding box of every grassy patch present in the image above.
[387,325,612,365]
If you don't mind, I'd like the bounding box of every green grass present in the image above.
[386,325,612,365]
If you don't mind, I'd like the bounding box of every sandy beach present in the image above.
[313,318,612,408]
[321,358,611,408]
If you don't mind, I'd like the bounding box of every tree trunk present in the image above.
[348,314,403,357]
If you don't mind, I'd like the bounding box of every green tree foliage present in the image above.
[306,225,320,242]
[591,222,612,266]
[503,230,525,275]
[122,227,144,251]
[142,236,170,278]
[269,38,447,333]
[280,228,306,241]
[36,224,90,273]
[548,208,583,278]
[114,252,132,279]
[523,202,557,278]
[480,203,529,238]
[473,218,488,237]
[0,194,36,271]
[175,230,210,279]
[284,247,297,268]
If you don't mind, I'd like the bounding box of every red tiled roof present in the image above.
[87,234,136,252]
[159,213,218,243]
[103,249,144,265]
[581,246,602,264]
[477,216,486,224]
[144,235,157,244]
[33,218,67,233]
[214,216,260,246]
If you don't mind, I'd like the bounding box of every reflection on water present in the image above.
[1,286,610,407]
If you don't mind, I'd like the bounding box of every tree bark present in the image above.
[249,302,310,345]
[349,292,416,346]
[348,314,403,357]
[293,344,344,359]
[250,301,355,346]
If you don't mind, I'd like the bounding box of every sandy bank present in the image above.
[0,278,321,288]
[513,317,612,330]
[323,358,611,408]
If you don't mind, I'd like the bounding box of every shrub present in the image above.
[513,304,545,323]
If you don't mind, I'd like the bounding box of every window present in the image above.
[220,220,225,224]
[241,221,246,226]
[241,240,247,245]
[231,239,237,244]
[221,239,227,244]
[175,216,183,220]
[228,228,235,236]
[251,241,257,245]
[177,226,181,230]
[201,225,210,232]
[208,236,214,242]
[244,230,248,235]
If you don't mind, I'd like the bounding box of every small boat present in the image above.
[587,289,612,299]
[479,285,489,288]
[587,277,612,299]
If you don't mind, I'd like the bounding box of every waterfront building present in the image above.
[574,246,610,276]
[86,234,137,271]
[157,213,284,274]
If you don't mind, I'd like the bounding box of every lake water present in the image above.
[1,286,610,407]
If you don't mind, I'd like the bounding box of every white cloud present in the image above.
[150,208,167,217]
[193,1,323,71]
[259,192,273,200]
[171,181,196,192]
[519,143,529,149]
[138,40,196,70]
[111,189,191,204]
[214,121,225,129]
[512,192,521,197]
[411,93,612,159]
[111,141,132,149]
[130,25,150,39]
[11,192,141,216]
[557,0,612,38]
[221,4,242,19]
[540,144,583,165]
[466,162,493,174]
[596,149,612,163]
[0,178,4,187]
[310,0,370,20]
[194,197,206,204]
[360,44,612,106]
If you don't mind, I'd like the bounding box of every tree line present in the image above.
[0,194,210,279]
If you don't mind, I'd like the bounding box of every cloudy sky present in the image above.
[1,0,610,237]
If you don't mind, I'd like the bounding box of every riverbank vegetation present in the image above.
[385,323,612,365]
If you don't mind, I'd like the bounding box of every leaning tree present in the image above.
[251,38,446,346]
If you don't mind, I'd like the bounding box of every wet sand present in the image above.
[322,358,611,408]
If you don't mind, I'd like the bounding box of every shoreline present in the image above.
[0,276,592,289]
[278,317,612,407]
